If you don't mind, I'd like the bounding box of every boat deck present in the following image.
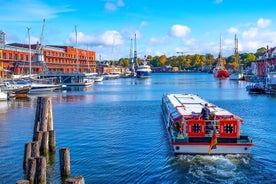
[165,93,241,120]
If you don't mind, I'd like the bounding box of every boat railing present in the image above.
[171,118,240,140]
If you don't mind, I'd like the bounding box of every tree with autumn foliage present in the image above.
[159,55,167,66]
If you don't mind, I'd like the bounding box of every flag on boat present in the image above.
[208,130,217,154]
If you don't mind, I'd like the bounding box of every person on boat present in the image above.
[201,103,210,120]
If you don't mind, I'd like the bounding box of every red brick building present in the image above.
[0,30,96,78]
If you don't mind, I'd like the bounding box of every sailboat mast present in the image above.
[219,35,222,59]
[75,25,79,72]
[27,27,31,78]
[129,38,134,71]
[134,33,138,68]
[234,34,239,64]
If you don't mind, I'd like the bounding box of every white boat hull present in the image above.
[29,84,59,93]
[171,143,251,155]
[0,92,8,101]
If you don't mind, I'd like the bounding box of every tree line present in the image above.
[114,47,267,71]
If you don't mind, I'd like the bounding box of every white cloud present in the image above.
[105,2,117,11]
[184,38,196,46]
[0,0,75,22]
[148,36,169,45]
[242,28,258,40]
[65,30,124,47]
[169,24,191,38]
[140,21,148,27]
[257,18,271,28]
[227,27,239,34]
[105,0,125,11]
[117,0,125,7]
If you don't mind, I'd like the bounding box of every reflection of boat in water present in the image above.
[213,36,229,78]
[161,93,254,155]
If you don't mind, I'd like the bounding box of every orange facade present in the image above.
[0,43,96,78]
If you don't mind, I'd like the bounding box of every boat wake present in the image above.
[171,154,252,183]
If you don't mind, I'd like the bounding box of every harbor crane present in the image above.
[34,18,49,74]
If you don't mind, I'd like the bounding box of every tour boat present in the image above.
[161,93,254,155]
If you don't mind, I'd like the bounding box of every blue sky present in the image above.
[1,0,276,60]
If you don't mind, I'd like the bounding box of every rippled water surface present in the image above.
[0,73,276,183]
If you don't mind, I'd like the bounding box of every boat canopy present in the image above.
[164,93,243,122]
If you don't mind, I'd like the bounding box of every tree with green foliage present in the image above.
[120,58,129,68]
[255,47,267,58]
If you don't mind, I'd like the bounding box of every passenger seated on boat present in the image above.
[173,122,181,134]
[206,112,215,134]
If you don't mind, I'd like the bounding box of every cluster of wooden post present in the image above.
[17,97,85,184]
[19,97,55,184]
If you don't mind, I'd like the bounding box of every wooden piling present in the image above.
[33,97,42,135]
[40,97,50,131]
[40,131,49,155]
[65,176,85,184]
[23,142,32,170]
[59,147,70,177]
[33,131,43,150]
[49,130,56,153]
[16,180,30,184]
[48,97,53,131]
[35,157,46,184]
[31,141,39,158]
[27,158,36,184]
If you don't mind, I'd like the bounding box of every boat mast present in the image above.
[129,38,134,72]
[217,35,223,68]
[134,33,138,68]
[234,34,239,71]
[27,27,31,78]
[75,25,79,72]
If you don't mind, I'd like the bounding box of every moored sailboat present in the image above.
[213,36,229,78]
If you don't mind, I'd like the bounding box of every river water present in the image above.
[0,73,275,184]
